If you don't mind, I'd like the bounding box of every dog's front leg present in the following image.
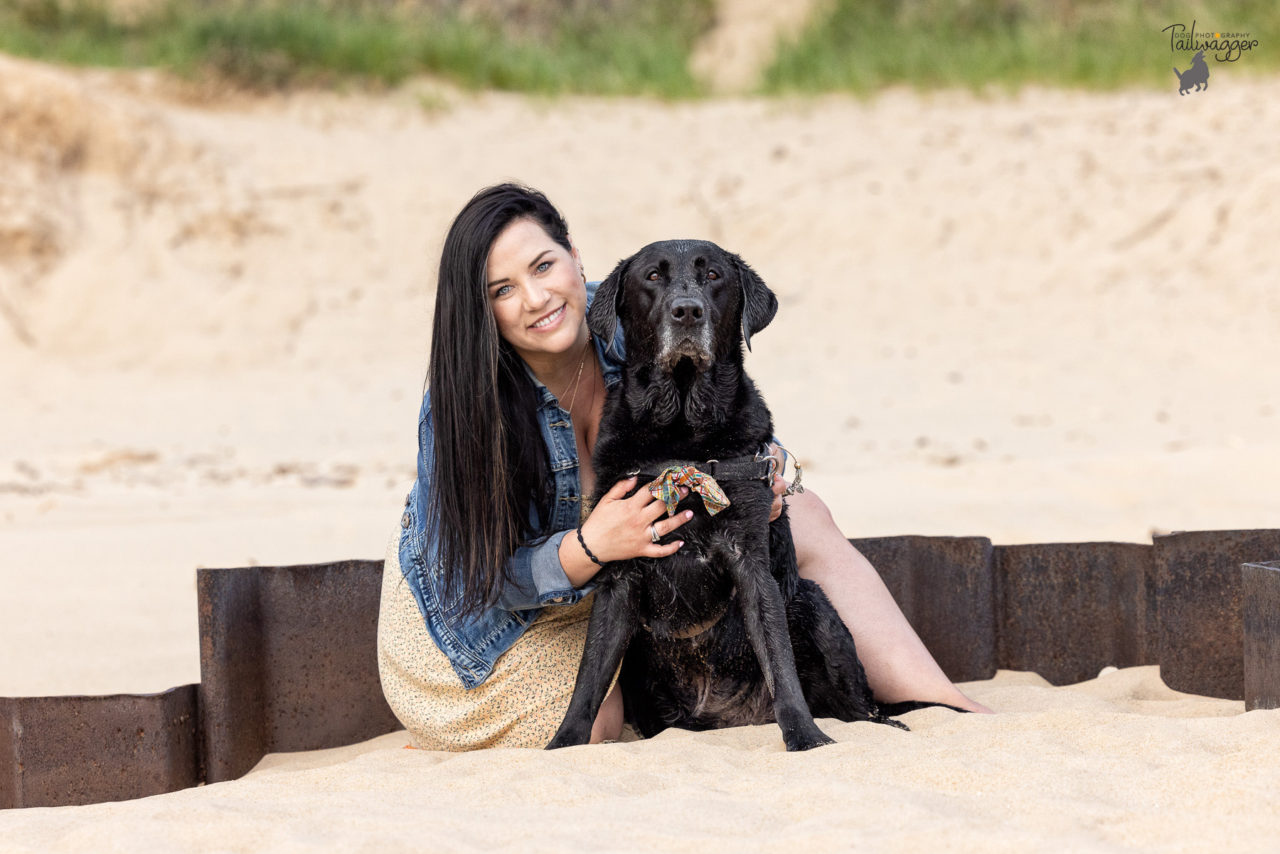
[546,578,638,749]
[719,536,835,751]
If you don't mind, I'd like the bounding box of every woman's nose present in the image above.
[522,280,551,310]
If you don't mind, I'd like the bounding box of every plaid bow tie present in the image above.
[646,465,730,516]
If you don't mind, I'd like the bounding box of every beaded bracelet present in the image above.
[576,527,605,567]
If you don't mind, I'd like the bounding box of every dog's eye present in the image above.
[706,269,720,280]
[646,270,660,282]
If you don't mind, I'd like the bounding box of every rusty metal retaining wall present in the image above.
[0,686,199,809]
[1153,530,1280,699]
[2,559,398,809]
[993,542,1154,685]
[1243,561,1280,712]
[850,536,996,683]
[197,560,401,783]
[3,531,1279,810]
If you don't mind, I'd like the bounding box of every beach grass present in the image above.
[0,0,713,96]
[2,0,1277,95]
[762,0,1280,94]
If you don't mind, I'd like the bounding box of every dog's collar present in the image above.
[630,445,777,485]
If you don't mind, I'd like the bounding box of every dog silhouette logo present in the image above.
[1174,49,1210,94]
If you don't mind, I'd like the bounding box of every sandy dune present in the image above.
[1,49,1279,849]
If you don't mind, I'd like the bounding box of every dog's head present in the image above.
[588,239,778,374]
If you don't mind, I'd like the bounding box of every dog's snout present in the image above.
[670,297,705,327]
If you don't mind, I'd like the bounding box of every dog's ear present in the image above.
[588,254,629,345]
[731,254,777,351]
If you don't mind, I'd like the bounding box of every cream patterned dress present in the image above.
[377,531,613,750]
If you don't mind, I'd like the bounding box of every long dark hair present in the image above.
[428,183,574,615]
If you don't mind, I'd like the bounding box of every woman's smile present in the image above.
[530,303,567,331]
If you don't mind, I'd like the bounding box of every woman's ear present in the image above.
[569,239,585,280]
[732,254,778,351]
[588,255,630,344]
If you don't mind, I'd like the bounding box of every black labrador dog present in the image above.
[547,239,914,752]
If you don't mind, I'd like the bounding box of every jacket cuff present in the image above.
[530,529,583,604]
[497,530,586,610]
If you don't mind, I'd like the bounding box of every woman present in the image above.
[377,184,988,751]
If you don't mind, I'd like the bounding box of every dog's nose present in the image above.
[670,297,705,327]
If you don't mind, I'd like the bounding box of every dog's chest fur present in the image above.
[622,532,781,730]
[590,370,778,633]
[591,364,782,729]
[620,489,767,635]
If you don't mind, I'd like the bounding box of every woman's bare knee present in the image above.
[589,682,624,743]
[788,486,833,526]
[787,488,861,584]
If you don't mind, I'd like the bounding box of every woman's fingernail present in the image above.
[685,510,693,519]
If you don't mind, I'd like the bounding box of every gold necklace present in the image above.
[558,333,591,413]
[582,344,598,414]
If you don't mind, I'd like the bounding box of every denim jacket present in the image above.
[396,282,625,688]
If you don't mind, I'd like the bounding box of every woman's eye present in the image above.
[646,270,660,281]
[707,269,720,280]
[536,261,552,273]
[493,284,512,298]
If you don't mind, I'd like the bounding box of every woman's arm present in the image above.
[410,398,585,612]
[556,477,692,587]
[415,392,690,611]
[485,478,693,610]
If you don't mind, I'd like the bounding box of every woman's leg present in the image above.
[787,488,992,713]
[590,683,624,742]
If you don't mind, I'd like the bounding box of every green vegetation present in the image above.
[0,0,713,96]
[763,0,1280,94]
[2,0,1277,95]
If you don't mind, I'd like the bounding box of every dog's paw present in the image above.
[545,725,590,750]
[782,724,836,752]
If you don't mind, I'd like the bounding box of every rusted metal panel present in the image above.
[993,542,1153,685]
[1243,561,1280,712]
[1154,530,1280,700]
[198,559,400,784]
[849,536,996,683]
[197,565,268,784]
[0,686,198,809]
[0,697,13,808]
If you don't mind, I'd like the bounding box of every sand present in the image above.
[2,44,1279,849]
[3,667,1278,851]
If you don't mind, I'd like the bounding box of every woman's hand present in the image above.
[561,476,692,586]
[583,476,693,562]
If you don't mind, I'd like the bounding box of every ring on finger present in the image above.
[648,523,661,544]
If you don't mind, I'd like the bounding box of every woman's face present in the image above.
[486,217,587,365]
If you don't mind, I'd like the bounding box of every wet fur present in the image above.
[547,240,904,752]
